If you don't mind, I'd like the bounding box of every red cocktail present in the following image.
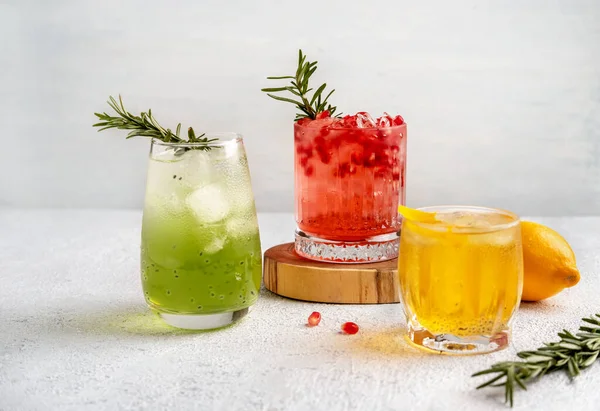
[261,49,407,262]
[294,112,407,262]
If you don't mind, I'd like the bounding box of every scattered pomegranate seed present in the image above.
[341,322,359,335]
[307,311,321,326]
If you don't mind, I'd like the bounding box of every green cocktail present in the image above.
[141,135,262,329]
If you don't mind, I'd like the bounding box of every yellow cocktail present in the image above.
[398,206,523,354]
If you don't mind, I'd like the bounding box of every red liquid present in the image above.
[294,118,407,241]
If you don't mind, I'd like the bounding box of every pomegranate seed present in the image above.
[316,110,330,119]
[307,311,321,326]
[364,152,378,167]
[374,166,388,179]
[304,165,314,177]
[303,146,313,158]
[393,115,405,126]
[337,162,353,178]
[314,137,332,164]
[341,322,359,335]
[376,130,388,140]
[350,152,364,166]
[342,115,358,128]
[319,127,331,137]
[296,144,312,156]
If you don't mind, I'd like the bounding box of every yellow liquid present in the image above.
[398,209,523,337]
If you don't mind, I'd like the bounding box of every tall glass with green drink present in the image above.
[141,134,262,330]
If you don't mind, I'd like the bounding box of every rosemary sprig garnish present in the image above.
[473,313,600,407]
[93,95,218,149]
[261,49,340,121]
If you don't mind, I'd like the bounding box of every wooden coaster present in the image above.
[263,243,400,304]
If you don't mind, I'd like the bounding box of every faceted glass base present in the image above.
[158,307,250,330]
[407,324,510,355]
[294,229,399,263]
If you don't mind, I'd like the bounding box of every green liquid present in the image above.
[141,210,262,315]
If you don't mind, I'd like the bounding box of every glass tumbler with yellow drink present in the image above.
[398,205,524,354]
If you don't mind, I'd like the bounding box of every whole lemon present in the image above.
[521,221,580,302]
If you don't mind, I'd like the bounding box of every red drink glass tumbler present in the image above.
[293,114,407,263]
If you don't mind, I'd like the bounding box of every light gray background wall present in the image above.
[1,0,599,215]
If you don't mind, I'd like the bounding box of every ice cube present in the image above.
[376,112,393,128]
[469,230,515,247]
[179,149,216,187]
[222,139,241,160]
[203,236,226,254]
[377,117,391,128]
[214,153,256,214]
[435,211,488,228]
[306,118,336,129]
[186,183,231,223]
[145,156,189,196]
[228,191,254,216]
[329,118,346,128]
[226,216,259,238]
[181,148,211,164]
[152,148,184,163]
[355,112,376,128]
[436,210,516,231]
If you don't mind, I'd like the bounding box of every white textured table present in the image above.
[0,210,599,411]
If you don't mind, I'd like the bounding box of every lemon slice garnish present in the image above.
[398,205,438,224]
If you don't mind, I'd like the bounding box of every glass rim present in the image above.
[151,132,242,147]
[406,205,520,233]
[294,121,407,131]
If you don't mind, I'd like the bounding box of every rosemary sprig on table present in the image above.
[473,313,600,407]
[93,95,218,149]
[261,49,340,121]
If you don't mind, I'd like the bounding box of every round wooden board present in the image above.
[263,243,400,304]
